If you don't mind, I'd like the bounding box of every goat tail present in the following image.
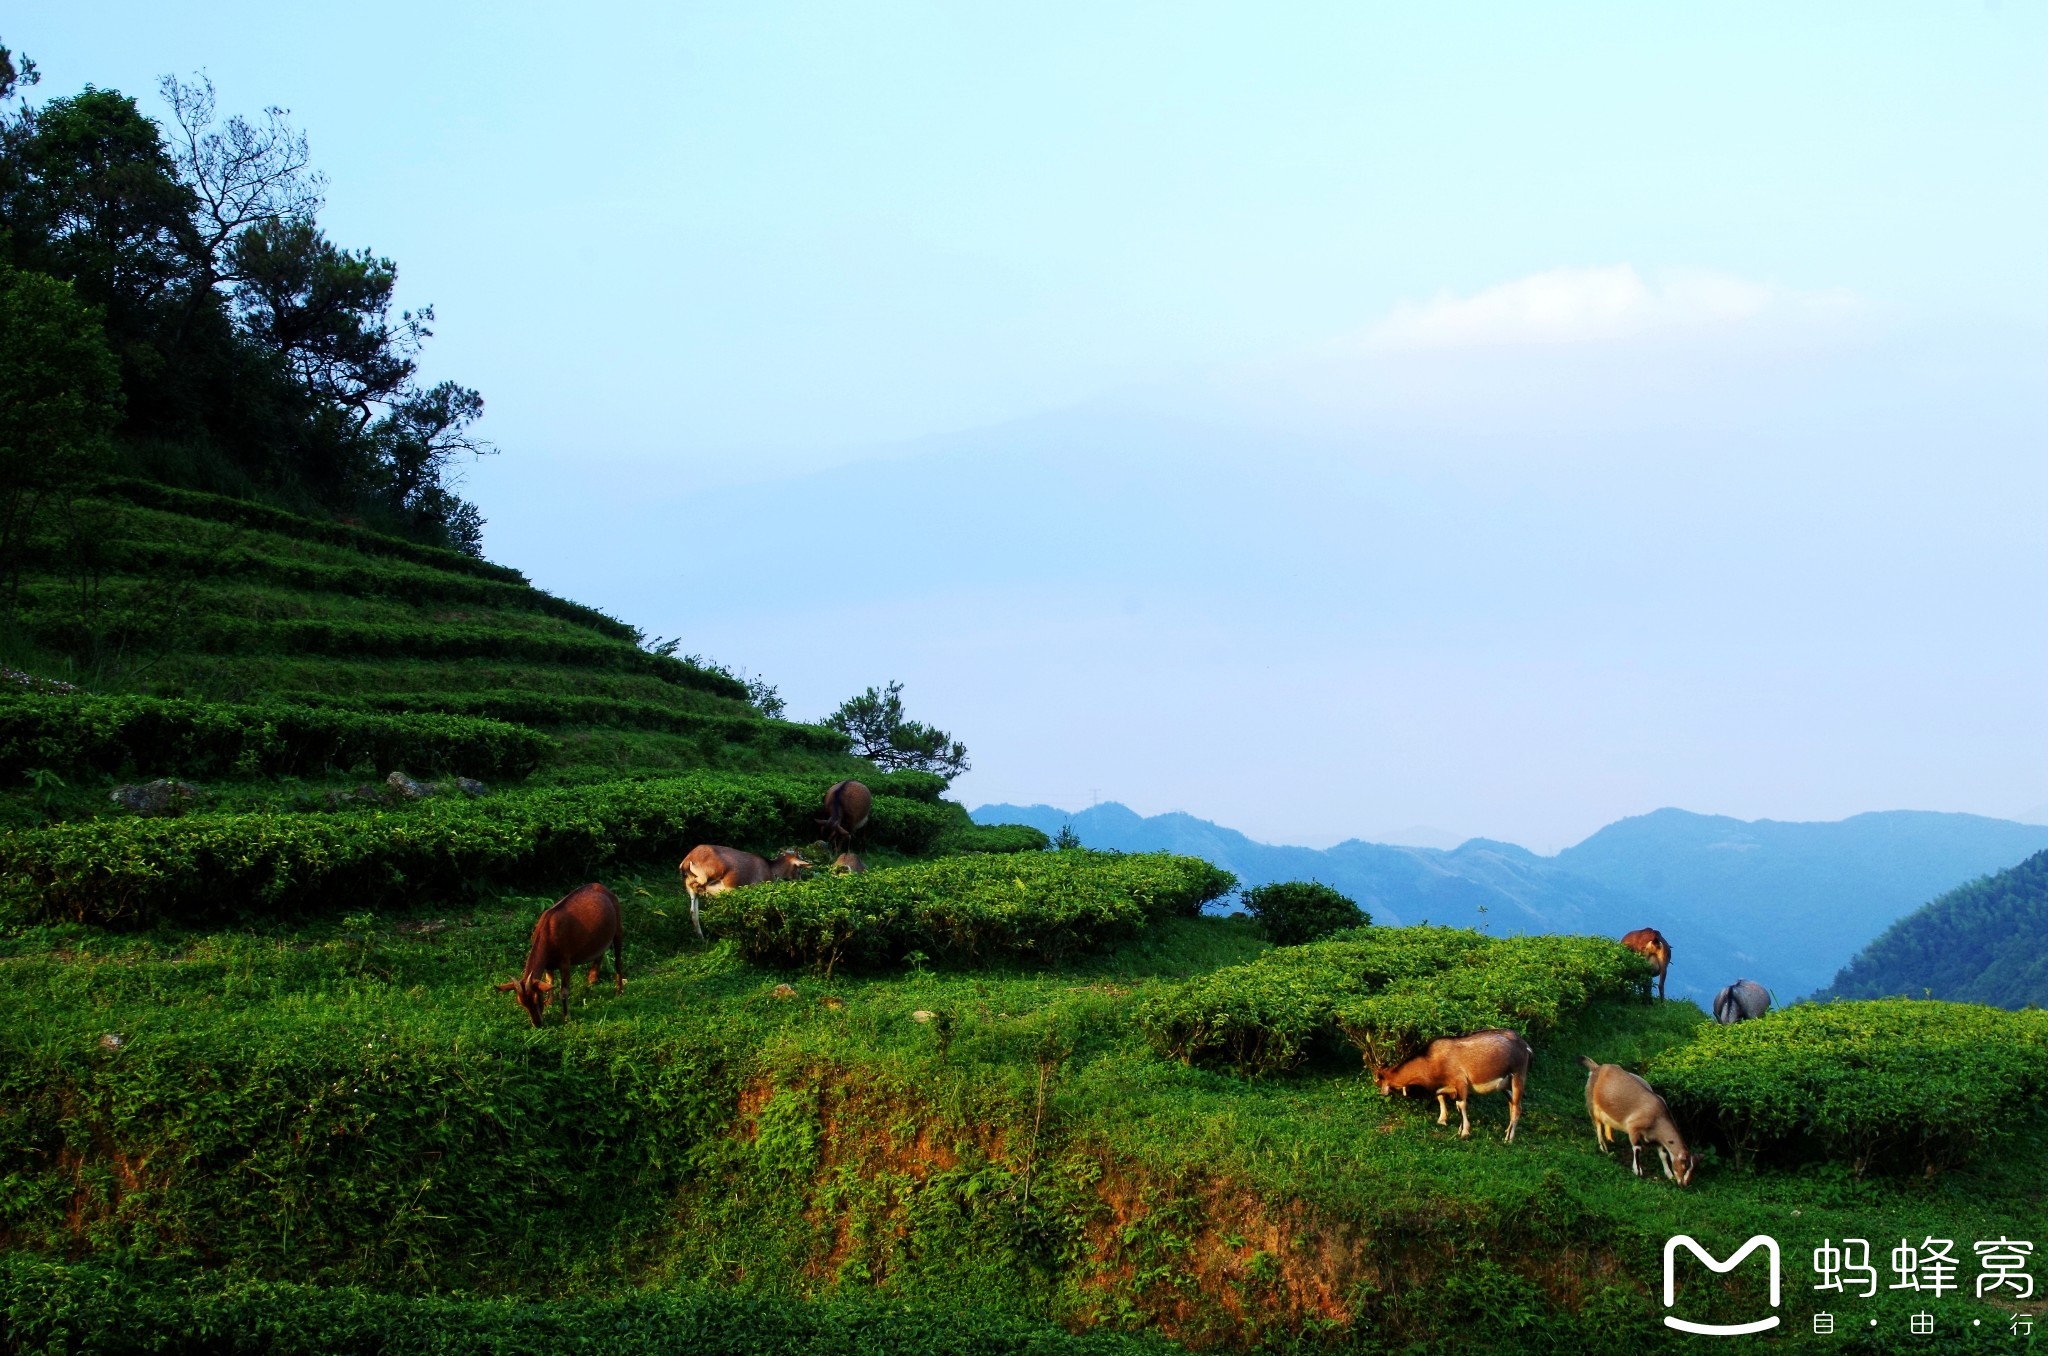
[1579,1055,1600,1071]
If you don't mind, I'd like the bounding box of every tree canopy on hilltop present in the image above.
[0,48,490,554]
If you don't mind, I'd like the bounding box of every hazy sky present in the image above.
[17,4,2047,850]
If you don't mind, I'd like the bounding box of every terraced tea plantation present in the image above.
[3,486,2044,1355]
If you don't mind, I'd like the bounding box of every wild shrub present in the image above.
[705,851,1235,972]
[1647,999,2048,1176]
[0,773,959,925]
[1242,880,1368,946]
[1139,929,1651,1076]
[0,690,553,781]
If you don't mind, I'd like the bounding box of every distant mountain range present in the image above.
[970,802,2048,1003]
[1818,849,2048,1008]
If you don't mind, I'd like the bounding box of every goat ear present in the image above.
[493,981,519,992]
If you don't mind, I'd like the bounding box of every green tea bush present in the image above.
[0,691,553,782]
[1334,933,1652,1069]
[1138,927,1484,1076]
[1139,929,1651,1076]
[1,773,958,925]
[1242,880,1368,946]
[705,851,1235,972]
[0,1257,1165,1356]
[1647,999,2048,1176]
[931,823,1052,856]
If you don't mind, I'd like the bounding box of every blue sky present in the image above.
[15,4,2047,849]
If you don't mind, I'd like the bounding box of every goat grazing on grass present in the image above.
[494,882,625,1027]
[1580,1058,1696,1185]
[1620,927,1673,1000]
[678,845,812,939]
[818,780,873,854]
[832,852,867,875]
[1713,978,1771,1024]
[1376,1029,1532,1142]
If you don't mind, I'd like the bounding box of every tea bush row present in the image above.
[87,617,749,697]
[0,691,554,782]
[0,773,960,925]
[95,478,529,583]
[706,851,1235,972]
[1648,999,2048,1176]
[1138,929,1652,1076]
[21,529,644,642]
[317,689,846,749]
[0,1259,1167,1356]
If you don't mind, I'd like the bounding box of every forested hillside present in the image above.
[1820,849,2048,1008]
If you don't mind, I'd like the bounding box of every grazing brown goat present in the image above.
[1580,1057,1695,1185]
[494,882,625,1027]
[1620,927,1673,1000]
[1376,1029,1532,1142]
[678,845,811,939]
[831,852,867,875]
[818,780,873,853]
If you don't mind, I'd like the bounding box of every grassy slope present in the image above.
[2,488,2044,1355]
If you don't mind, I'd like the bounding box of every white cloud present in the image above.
[1364,265,1851,351]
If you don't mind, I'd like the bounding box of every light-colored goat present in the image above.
[677,845,811,939]
[1580,1057,1695,1185]
[1376,1029,1532,1142]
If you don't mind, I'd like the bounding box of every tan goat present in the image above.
[1376,1029,1532,1142]
[1580,1057,1696,1185]
[677,845,811,939]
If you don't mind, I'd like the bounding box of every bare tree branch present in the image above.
[159,71,325,285]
